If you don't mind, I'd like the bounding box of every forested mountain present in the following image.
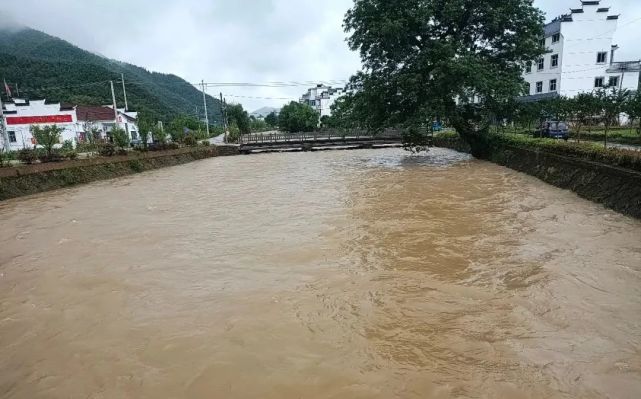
[0,28,222,123]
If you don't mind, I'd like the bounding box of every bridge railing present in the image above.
[239,129,404,145]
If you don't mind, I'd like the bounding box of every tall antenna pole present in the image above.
[201,80,210,137]
[110,81,118,125]
[120,73,129,111]
[15,83,19,98]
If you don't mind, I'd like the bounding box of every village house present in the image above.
[522,0,640,100]
[300,84,345,117]
[1,98,138,151]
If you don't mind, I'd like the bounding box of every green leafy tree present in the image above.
[152,124,167,144]
[342,0,545,152]
[515,101,542,133]
[541,96,572,122]
[111,127,130,150]
[279,101,319,132]
[137,110,155,149]
[31,124,62,157]
[624,91,641,135]
[596,88,630,147]
[226,104,251,135]
[264,112,279,127]
[569,93,600,143]
[250,118,269,132]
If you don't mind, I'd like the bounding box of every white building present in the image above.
[300,84,345,117]
[1,99,78,151]
[523,0,640,99]
[77,105,139,143]
[1,98,138,151]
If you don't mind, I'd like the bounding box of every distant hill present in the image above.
[0,27,222,123]
[250,106,280,118]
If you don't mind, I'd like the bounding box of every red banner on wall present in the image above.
[5,114,73,125]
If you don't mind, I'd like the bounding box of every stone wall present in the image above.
[0,145,239,201]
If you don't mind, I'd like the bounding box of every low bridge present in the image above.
[239,130,407,154]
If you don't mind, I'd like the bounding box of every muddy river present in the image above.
[1,148,640,398]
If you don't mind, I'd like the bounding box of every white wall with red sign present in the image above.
[2,99,79,151]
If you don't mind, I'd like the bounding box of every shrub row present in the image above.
[484,133,641,173]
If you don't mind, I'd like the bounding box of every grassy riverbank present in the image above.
[496,127,641,146]
[435,131,641,172]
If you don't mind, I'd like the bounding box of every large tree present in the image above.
[343,0,545,152]
[278,102,319,132]
[226,104,251,135]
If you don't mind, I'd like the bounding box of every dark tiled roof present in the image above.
[581,0,600,5]
[571,8,584,13]
[76,106,117,121]
[597,7,610,12]
[607,15,619,20]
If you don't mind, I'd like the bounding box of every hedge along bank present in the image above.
[0,145,239,201]
[434,132,641,219]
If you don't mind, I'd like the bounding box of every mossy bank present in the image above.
[0,145,239,201]
[435,132,641,219]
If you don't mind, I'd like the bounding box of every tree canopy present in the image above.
[342,0,545,146]
[278,102,319,132]
[226,104,251,135]
[264,112,279,127]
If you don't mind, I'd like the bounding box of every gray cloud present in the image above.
[2,0,640,111]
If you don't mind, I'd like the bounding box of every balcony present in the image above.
[607,61,641,73]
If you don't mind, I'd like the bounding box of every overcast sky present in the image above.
[2,0,640,112]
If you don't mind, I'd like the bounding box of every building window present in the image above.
[539,38,545,47]
[536,81,543,93]
[597,52,607,64]
[549,79,557,92]
[608,76,619,87]
[310,100,315,106]
[525,82,531,95]
[130,131,138,140]
[551,54,559,68]
[594,77,605,88]
[537,58,544,71]
[552,33,560,43]
[8,131,16,143]
[525,62,532,73]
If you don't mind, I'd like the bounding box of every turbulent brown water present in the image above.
[1,148,640,399]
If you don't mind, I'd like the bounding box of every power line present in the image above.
[223,94,296,100]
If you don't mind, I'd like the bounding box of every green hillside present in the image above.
[0,28,222,124]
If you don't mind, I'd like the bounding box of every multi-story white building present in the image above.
[1,98,138,151]
[300,84,345,117]
[523,0,640,99]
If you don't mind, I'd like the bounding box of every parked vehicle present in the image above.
[534,121,569,140]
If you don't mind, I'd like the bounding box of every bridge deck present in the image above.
[239,130,406,153]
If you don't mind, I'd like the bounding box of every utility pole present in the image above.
[201,80,210,137]
[110,81,119,126]
[0,94,9,152]
[15,83,19,97]
[220,92,227,143]
[120,73,129,111]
